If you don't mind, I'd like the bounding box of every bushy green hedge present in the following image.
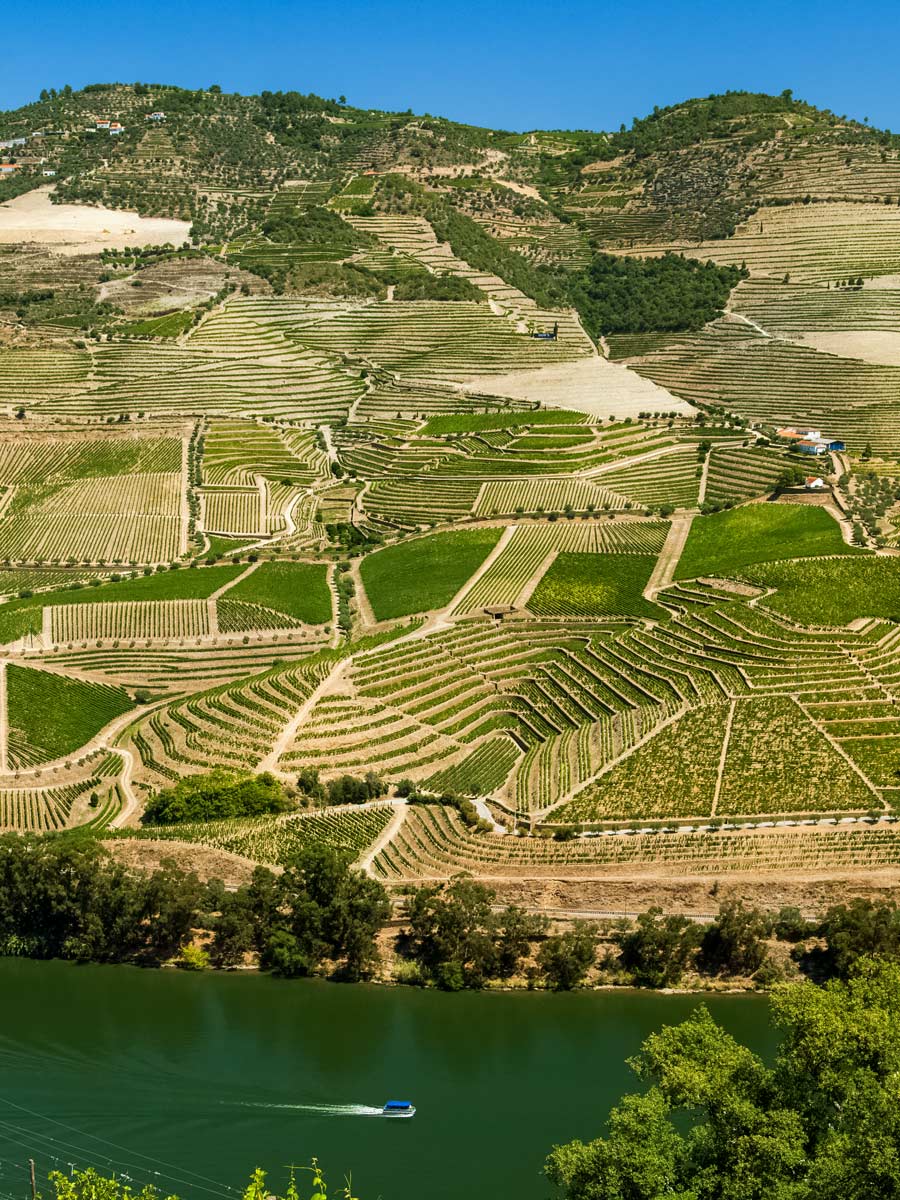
[261,205,371,249]
[391,272,484,302]
[142,769,292,824]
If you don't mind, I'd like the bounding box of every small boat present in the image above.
[381,1100,415,1118]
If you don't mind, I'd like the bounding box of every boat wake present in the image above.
[231,1101,384,1117]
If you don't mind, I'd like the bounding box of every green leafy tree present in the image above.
[546,959,900,1200]
[403,879,543,988]
[776,465,808,489]
[817,898,900,978]
[0,835,200,963]
[50,1163,356,1200]
[142,769,291,824]
[495,905,548,978]
[697,898,770,977]
[404,878,500,989]
[296,767,326,803]
[538,924,597,990]
[219,845,390,981]
[616,907,702,987]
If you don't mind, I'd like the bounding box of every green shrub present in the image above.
[142,769,292,825]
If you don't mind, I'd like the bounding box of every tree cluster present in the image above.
[296,767,386,806]
[389,271,484,302]
[211,843,390,980]
[615,899,771,987]
[261,205,368,250]
[0,834,203,963]
[776,464,809,489]
[427,203,569,309]
[401,878,596,991]
[141,769,292,825]
[568,252,744,337]
[806,897,900,979]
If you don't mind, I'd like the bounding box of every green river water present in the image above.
[0,960,775,1200]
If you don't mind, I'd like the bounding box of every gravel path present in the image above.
[258,657,351,773]
[710,700,736,817]
[581,440,690,479]
[513,550,558,609]
[107,747,137,828]
[209,559,261,600]
[643,513,695,598]
[447,523,516,616]
[357,801,407,873]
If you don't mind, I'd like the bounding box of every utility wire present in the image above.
[0,1099,237,1195]
[0,1111,234,1200]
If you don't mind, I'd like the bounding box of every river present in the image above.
[0,961,775,1200]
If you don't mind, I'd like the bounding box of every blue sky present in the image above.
[4,0,900,132]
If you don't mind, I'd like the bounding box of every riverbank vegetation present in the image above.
[51,1164,342,1200]
[212,843,390,980]
[2,832,900,993]
[0,835,387,979]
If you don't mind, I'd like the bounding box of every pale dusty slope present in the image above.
[792,331,900,366]
[461,355,696,419]
[0,187,191,255]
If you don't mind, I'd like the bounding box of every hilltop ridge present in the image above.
[2,84,898,248]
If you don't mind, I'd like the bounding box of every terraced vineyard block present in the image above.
[6,665,132,769]
[739,558,900,626]
[528,553,665,619]
[225,561,333,625]
[676,503,860,579]
[361,528,503,619]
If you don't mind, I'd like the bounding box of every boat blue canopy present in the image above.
[384,1100,412,1108]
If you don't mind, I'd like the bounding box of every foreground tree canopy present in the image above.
[546,958,900,1200]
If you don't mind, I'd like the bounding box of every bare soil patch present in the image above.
[486,869,900,917]
[104,838,258,888]
[103,257,266,314]
[863,274,900,290]
[793,330,900,366]
[0,188,191,256]
[462,355,696,420]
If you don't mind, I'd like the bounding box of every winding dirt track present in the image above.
[643,513,694,597]
[358,802,407,873]
[258,657,351,773]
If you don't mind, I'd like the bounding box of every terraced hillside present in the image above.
[1,81,899,911]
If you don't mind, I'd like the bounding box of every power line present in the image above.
[0,1111,235,1200]
[0,1098,237,1195]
